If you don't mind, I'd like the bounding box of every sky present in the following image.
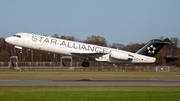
[0,0,180,45]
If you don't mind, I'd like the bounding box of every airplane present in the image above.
[5,33,170,67]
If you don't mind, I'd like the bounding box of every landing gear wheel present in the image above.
[86,62,90,67]
[82,62,90,67]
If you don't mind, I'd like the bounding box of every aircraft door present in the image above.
[23,34,29,46]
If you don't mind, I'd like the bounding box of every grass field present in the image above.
[0,72,180,79]
[0,72,180,101]
[0,86,180,101]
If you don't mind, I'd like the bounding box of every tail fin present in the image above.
[136,39,170,57]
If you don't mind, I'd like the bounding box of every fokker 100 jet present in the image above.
[5,33,170,67]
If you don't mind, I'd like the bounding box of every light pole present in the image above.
[31,50,33,66]
[20,50,22,62]
[161,55,164,65]
[40,53,42,67]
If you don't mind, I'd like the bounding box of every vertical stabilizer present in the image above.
[136,39,170,57]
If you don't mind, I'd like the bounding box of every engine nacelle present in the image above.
[110,51,133,60]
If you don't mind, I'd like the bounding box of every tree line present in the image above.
[0,34,180,66]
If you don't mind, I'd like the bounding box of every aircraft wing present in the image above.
[70,51,106,60]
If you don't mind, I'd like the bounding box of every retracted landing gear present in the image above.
[82,59,90,67]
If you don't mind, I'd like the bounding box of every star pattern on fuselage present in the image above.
[147,45,156,54]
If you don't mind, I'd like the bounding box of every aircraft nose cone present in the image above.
[5,37,10,43]
[5,37,13,44]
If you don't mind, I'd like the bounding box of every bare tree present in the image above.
[110,43,125,49]
[85,35,108,47]
[170,37,179,48]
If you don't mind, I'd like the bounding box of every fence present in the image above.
[0,62,179,72]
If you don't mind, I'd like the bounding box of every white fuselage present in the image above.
[5,33,156,64]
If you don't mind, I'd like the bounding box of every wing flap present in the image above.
[70,51,105,60]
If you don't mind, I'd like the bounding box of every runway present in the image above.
[0,79,180,86]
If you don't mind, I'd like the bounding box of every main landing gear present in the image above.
[82,59,90,67]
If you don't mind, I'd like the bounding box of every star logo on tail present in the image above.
[147,45,156,54]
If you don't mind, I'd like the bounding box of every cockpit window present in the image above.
[17,35,21,38]
[13,35,21,38]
